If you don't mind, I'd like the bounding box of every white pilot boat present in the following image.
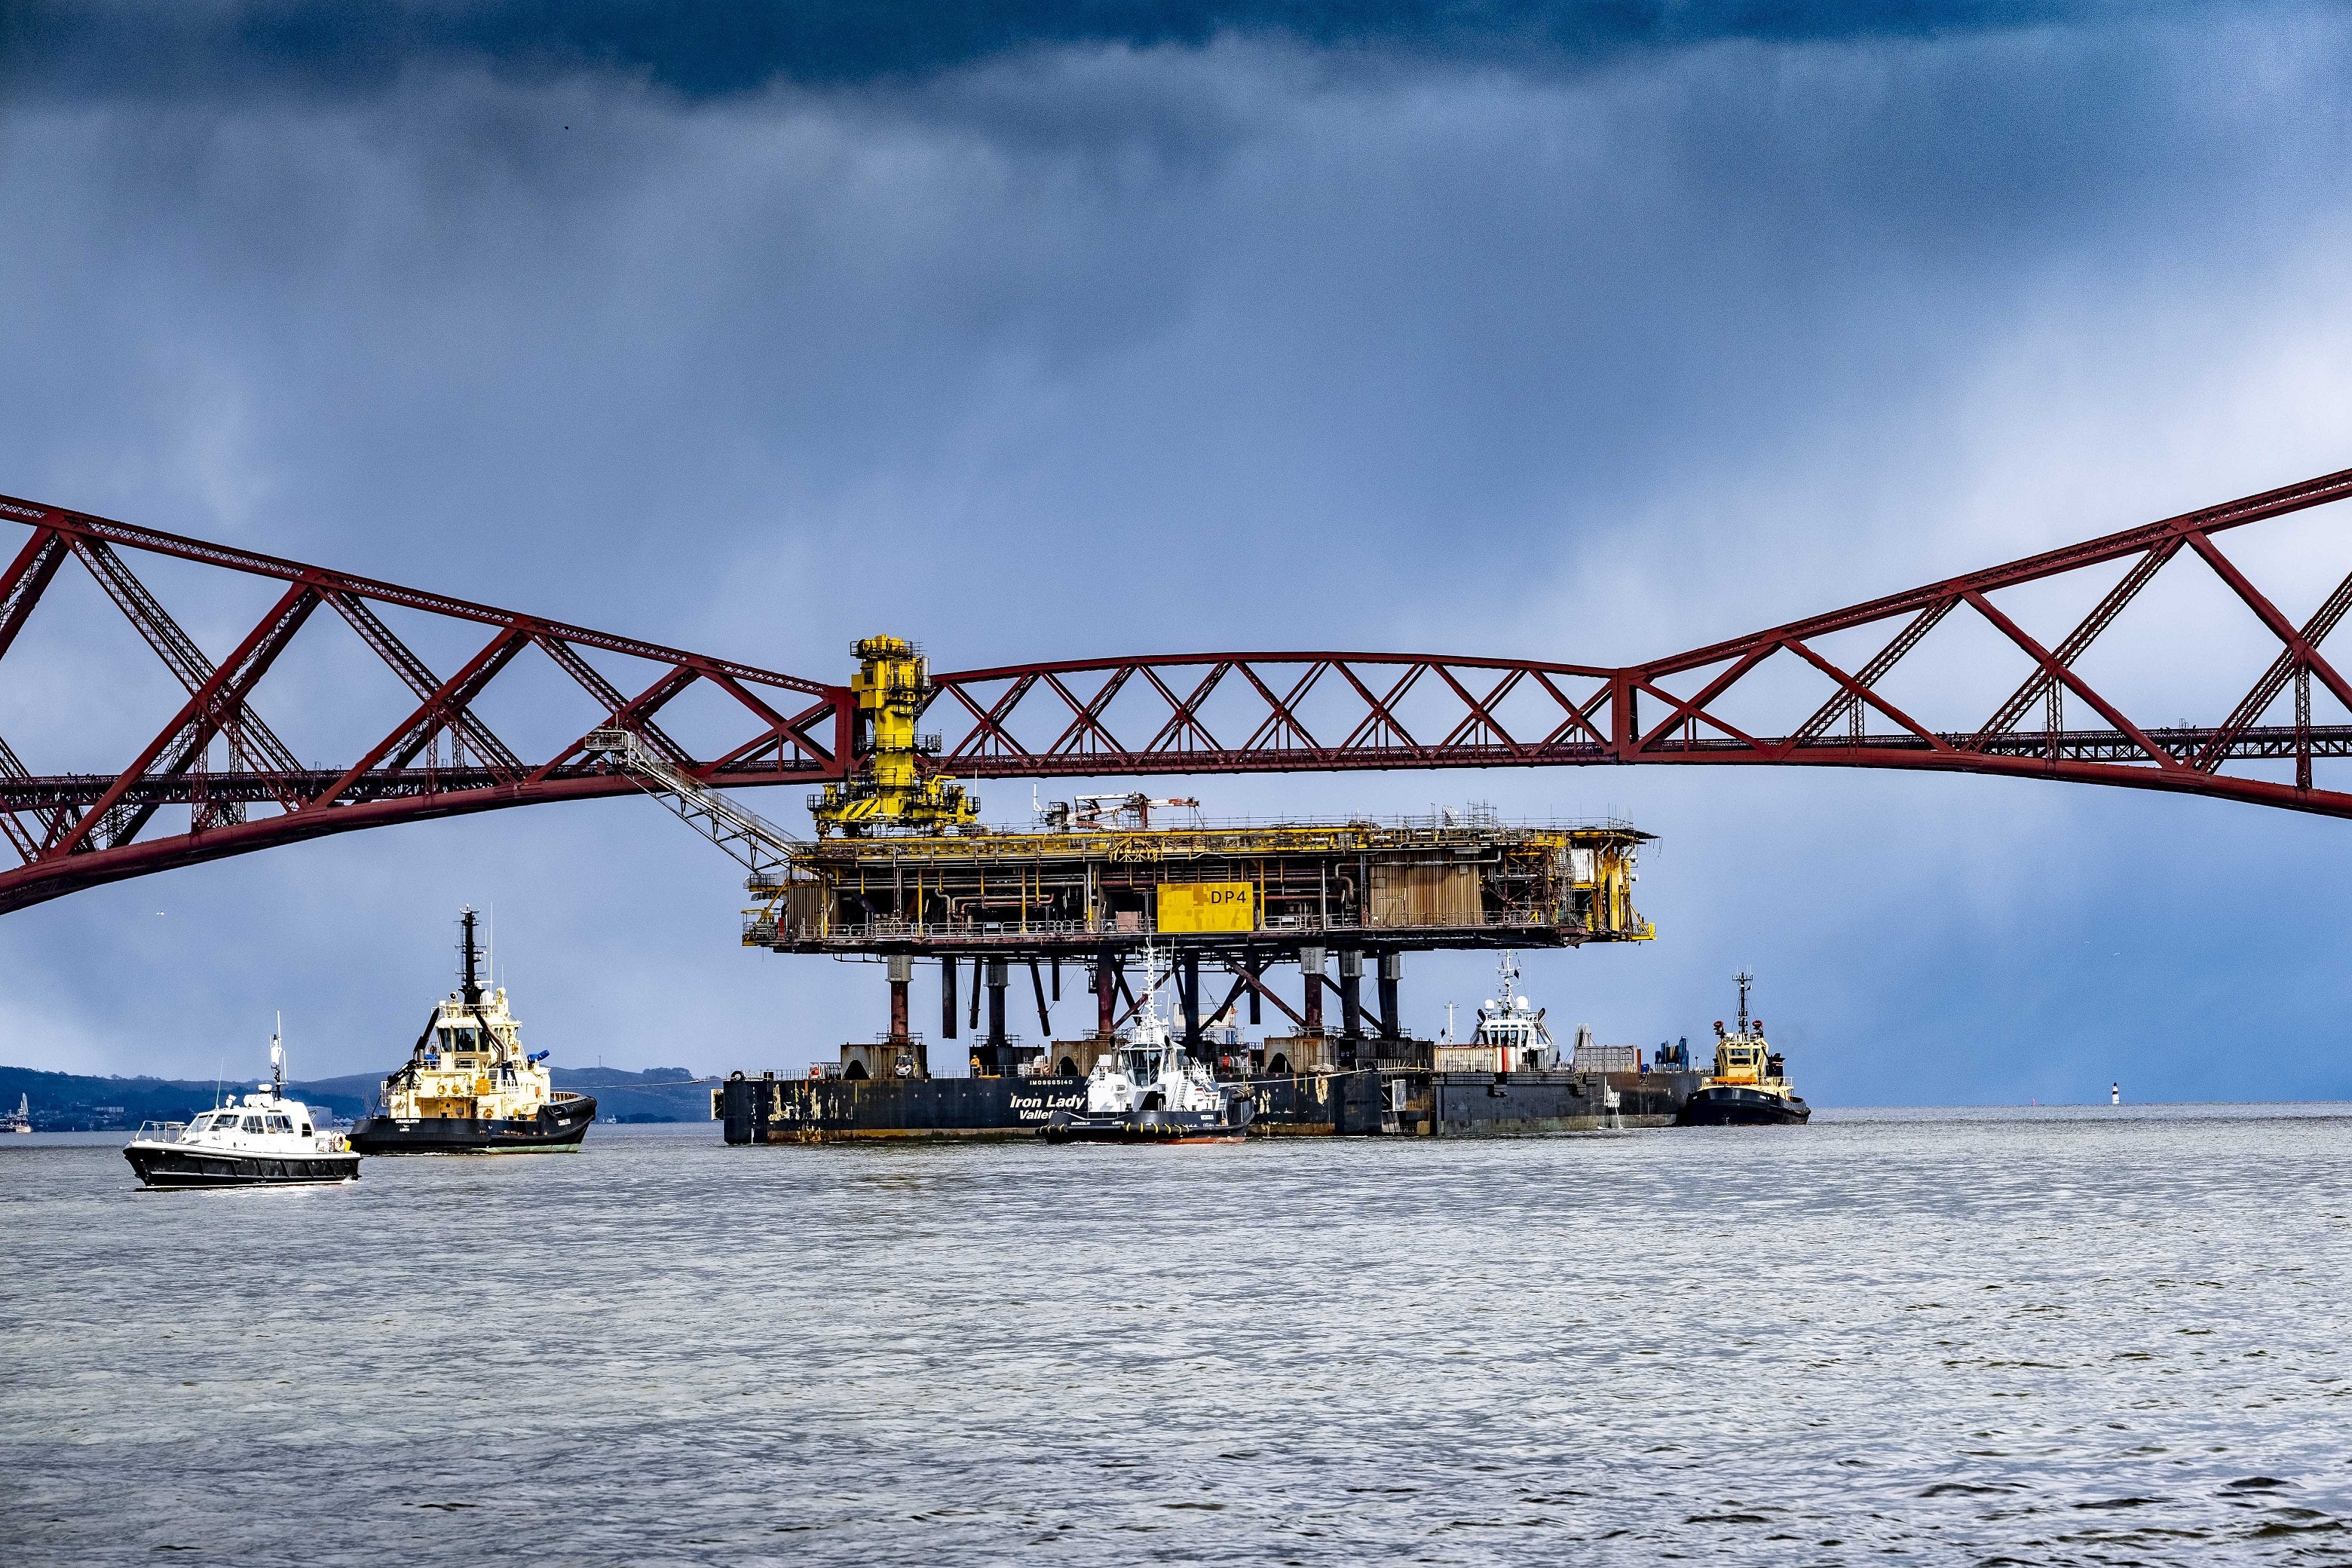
[1043,946,1253,1144]
[123,1026,360,1189]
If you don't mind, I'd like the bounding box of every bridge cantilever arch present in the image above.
[2,463,2351,916]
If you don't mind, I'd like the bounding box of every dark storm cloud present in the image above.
[10,0,2138,99]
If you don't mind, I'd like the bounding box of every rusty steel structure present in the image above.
[2,464,2351,914]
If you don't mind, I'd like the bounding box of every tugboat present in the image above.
[123,1025,360,1188]
[1043,946,1254,1144]
[1677,970,1810,1126]
[348,908,596,1154]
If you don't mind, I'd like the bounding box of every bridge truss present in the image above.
[1,464,2349,914]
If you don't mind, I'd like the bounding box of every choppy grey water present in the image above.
[3,1106,2348,1566]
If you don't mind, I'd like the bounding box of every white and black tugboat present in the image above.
[1043,946,1254,1144]
[123,1025,360,1189]
[1677,970,1810,1126]
[348,908,596,1155]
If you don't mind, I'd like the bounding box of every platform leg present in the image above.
[1339,948,1364,1040]
[888,954,912,1043]
[1096,947,1117,1040]
[1182,951,1202,1058]
[986,958,1009,1049]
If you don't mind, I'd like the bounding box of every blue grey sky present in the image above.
[3,1,2350,1103]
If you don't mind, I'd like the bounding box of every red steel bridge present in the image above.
[2,465,2350,915]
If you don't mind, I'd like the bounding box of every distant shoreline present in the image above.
[0,1062,715,1132]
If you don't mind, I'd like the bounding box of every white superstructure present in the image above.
[122,1024,360,1187]
[1081,944,1227,1118]
[377,978,560,1124]
[1436,952,1557,1073]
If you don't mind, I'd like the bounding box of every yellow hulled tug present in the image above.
[348,908,596,1155]
[1677,970,1810,1126]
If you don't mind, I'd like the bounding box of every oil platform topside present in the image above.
[595,635,1653,1089]
[588,629,1655,1100]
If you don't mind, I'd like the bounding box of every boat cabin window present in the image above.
[299,1122,313,1135]
[267,1115,293,1132]
[241,1116,265,1132]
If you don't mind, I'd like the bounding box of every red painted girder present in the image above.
[0,764,827,915]
[0,493,835,699]
[937,650,1613,684]
[1636,464,2352,679]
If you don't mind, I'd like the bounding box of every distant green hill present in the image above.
[0,1064,715,1131]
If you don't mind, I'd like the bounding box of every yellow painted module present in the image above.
[747,816,1654,958]
[1157,882,1256,933]
[809,635,981,836]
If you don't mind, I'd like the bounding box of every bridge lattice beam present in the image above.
[3,464,2352,916]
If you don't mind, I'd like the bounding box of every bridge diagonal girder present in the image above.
[0,530,68,666]
[1777,638,1953,757]
[704,694,840,775]
[0,732,55,862]
[1969,539,2182,749]
[2185,533,2352,719]
[54,579,323,858]
[315,625,534,804]
[1234,661,1318,752]
[1790,599,1958,746]
[1139,662,1229,755]
[70,537,308,788]
[324,590,526,777]
[1021,666,1138,763]
[109,583,325,846]
[1959,591,2185,771]
[2196,564,2352,773]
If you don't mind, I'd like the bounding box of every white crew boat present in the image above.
[123,1025,360,1189]
[1043,945,1253,1143]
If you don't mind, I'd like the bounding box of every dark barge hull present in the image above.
[124,1144,360,1188]
[721,1070,1702,1143]
[1677,1086,1811,1126]
[349,1095,598,1154]
[724,1073,1373,1142]
[1420,1070,1700,1137]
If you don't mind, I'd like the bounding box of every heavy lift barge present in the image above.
[594,637,1692,1141]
